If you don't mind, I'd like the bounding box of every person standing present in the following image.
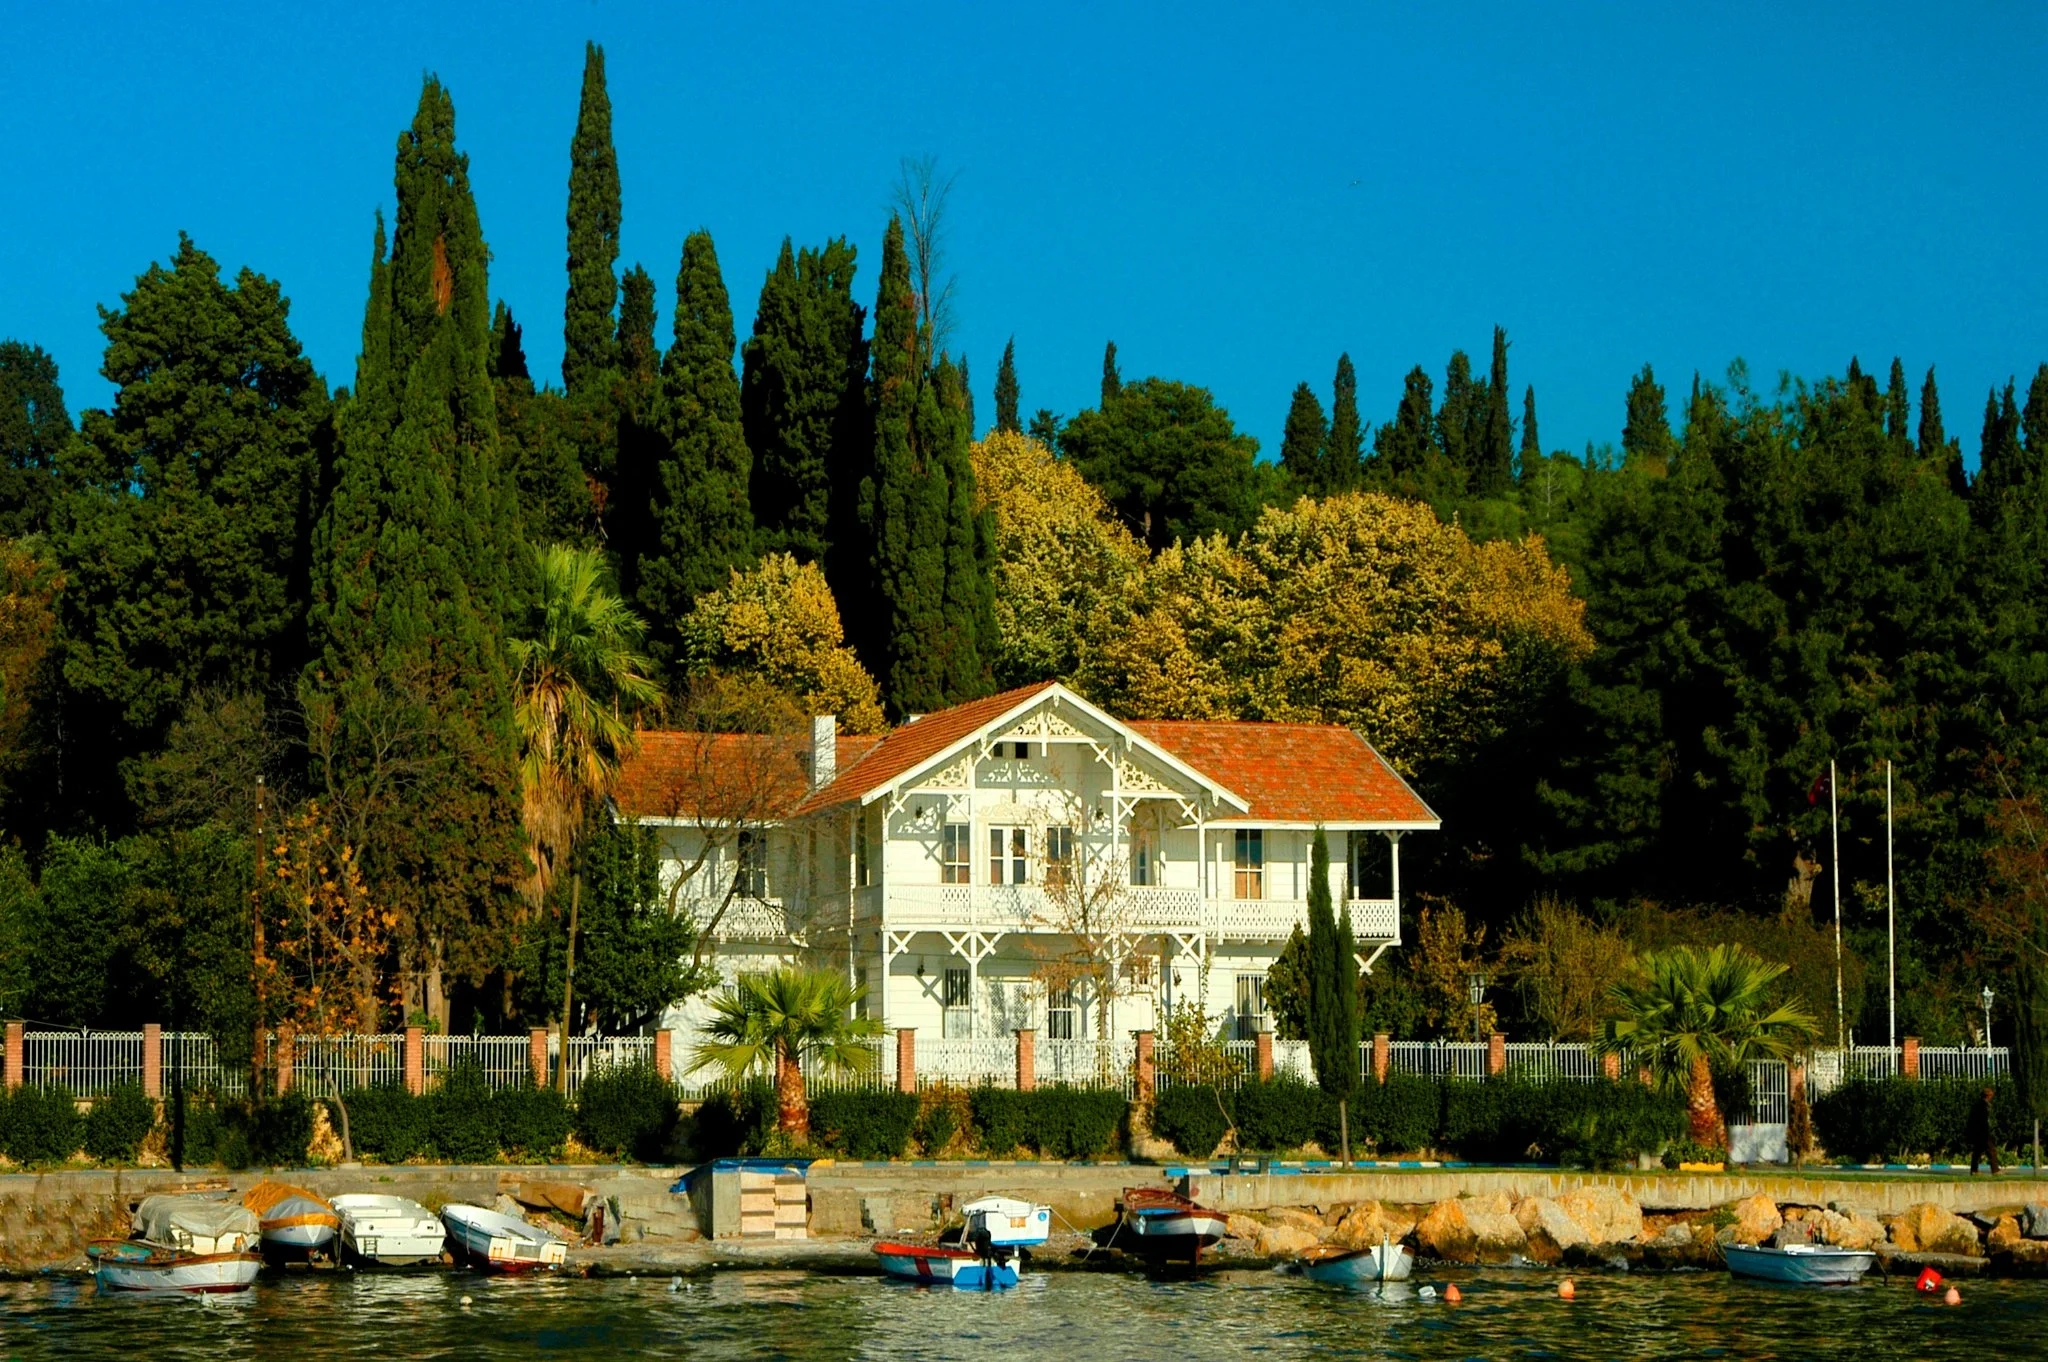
[1968,1086,2001,1175]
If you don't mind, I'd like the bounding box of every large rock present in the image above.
[2025,1204,2048,1240]
[1265,1206,1328,1234]
[1888,1203,1982,1257]
[1999,1239,2048,1275]
[1255,1223,1323,1258]
[1417,1195,1526,1264]
[1767,1220,1814,1248]
[1729,1194,1782,1246]
[1514,1197,1589,1265]
[1813,1209,1885,1251]
[1225,1214,1263,1241]
[1989,1216,2024,1255]
[1559,1187,1643,1245]
[1333,1201,1417,1250]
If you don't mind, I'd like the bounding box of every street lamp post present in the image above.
[1467,973,1489,1044]
[1981,986,1995,1050]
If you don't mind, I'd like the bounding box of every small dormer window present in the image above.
[993,740,1031,759]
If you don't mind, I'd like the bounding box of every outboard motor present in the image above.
[966,1225,1013,1291]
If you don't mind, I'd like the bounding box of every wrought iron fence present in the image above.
[19,1030,143,1094]
[289,1033,405,1093]
[1037,1037,1134,1091]
[1386,1040,1491,1079]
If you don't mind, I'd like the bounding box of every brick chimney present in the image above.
[810,714,838,790]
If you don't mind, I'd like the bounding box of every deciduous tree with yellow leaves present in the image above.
[677,553,886,732]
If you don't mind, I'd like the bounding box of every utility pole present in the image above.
[1886,760,1896,1056]
[1831,759,1843,1049]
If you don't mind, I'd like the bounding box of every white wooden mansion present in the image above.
[615,682,1439,1071]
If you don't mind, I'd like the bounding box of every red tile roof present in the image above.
[790,682,1059,816]
[615,731,882,821]
[1127,721,1438,826]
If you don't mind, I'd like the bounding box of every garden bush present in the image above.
[1231,1075,1333,1153]
[915,1083,971,1155]
[1353,1071,1438,1154]
[495,1083,572,1160]
[248,1091,314,1166]
[0,1083,84,1163]
[84,1082,157,1162]
[969,1086,1127,1157]
[1812,1077,2022,1162]
[168,1092,312,1168]
[334,1085,431,1163]
[687,1083,774,1158]
[574,1060,679,1161]
[809,1089,918,1159]
[1149,1083,1232,1158]
[431,1061,500,1163]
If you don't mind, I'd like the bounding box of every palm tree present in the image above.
[509,544,660,1083]
[1594,943,1818,1148]
[691,968,884,1140]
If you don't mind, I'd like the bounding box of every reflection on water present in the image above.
[2,1266,2045,1360]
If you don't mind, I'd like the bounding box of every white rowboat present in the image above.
[440,1204,567,1273]
[332,1194,448,1267]
[89,1240,261,1295]
[1297,1240,1416,1284]
[1722,1242,1876,1285]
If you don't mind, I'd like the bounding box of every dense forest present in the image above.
[2,47,2045,1051]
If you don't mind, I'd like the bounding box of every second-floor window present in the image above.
[736,829,768,898]
[1234,829,1264,899]
[989,826,1028,885]
[1045,825,1074,889]
[1130,825,1158,887]
[941,824,972,884]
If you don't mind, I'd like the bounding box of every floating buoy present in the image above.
[1944,1286,1962,1306]
[460,1295,473,1308]
[1444,1284,1463,1303]
[669,1276,682,1292]
[1558,1278,1577,1300]
[1916,1267,1945,1294]
[1417,1284,1437,1299]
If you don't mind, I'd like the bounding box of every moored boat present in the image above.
[243,1181,340,1254]
[1092,1187,1229,1262]
[332,1193,448,1267]
[440,1204,567,1273]
[88,1239,262,1295]
[1296,1240,1415,1285]
[960,1196,1052,1249]
[873,1240,1021,1289]
[132,1193,262,1256]
[1722,1241,1875,1285]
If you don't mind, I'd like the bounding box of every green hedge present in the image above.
[170,1091,312,1168]
[808,1089,918,1159]
[574,1061,679,1161]
[336,1085,431,1162]
[1151,1084,1233,1158]
[0,1084,84,1163]
[688,1083,775,1158]
[1232,1074,1333,1152]
[1813,1077,2024,1162]
[1353,1072,1438,1153]
[84,1083,156,1162]
[970,1086,1126,1158]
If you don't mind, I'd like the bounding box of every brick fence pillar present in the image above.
[1015,1028,1036,1092]
[1255,1029,1274,1082]
[274,1025,295,1095]
[895,1027,916,1094]
[1487,1032,1506,1078]
[652,1029,673,1082]
[3,1020,22,1090]
[1373,1033,1391,1085]
[1134,1030,1156,1106]
[142,1023,163,1100]
[1602,1051,1622,1082]
[403,1025,425,1096]
[1902,1035,1920,1080]
[529,1028,550,1087]
[1638,1065,1655,1088]
[1790,1058,1807,1105]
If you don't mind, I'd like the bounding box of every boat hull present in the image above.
[1126,1210,1229,1260]
[89,1243,262,1295]
[1299,1244,1415,1284]
[261,1222,338,1251]
[874,1242,1020,1289]
[1723,1243,1875,1285]
[440,1205,567,1273]
[333,1194,448,1267]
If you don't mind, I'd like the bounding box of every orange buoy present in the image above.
[1558,1278,1576,1300]
[1444,1284,1463,1304]
[1944,1286,1961,1306]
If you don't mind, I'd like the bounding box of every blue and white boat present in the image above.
[874,1240,1021,1289]
[1296,1240,1415,1285]
[1722,1242,1875,1285]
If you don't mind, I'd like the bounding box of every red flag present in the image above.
[1807,770,1830,806]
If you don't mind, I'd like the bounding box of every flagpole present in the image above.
[1886,760,1896,1057]
[1831,759,1843,1049]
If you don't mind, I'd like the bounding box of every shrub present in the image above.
[688,1083,774,1158]
[1438,1077,1683,1165]
[335,1085,431,1163]
[431,1061,500,1164]
[84,1083,156,1163]
[575,1060,679,1161]
[915,1083,971,1155]
[1150,1084,1231,1159]
[1353,1072,1438,1154]
[808,1089,917,1159]
[1812,1077,2022,1162]
[0,1084,83,1163]
[1232,1076,1333,1153]
[496,1084,572,1161]
[249,1091,314,1166]
[1020,1087,1126,1159]
[166,1092,311,1168]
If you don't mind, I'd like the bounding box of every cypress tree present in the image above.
[741,237,868,567]
[959,354,975,436]
[1919,366,1967,496]
[308,78,524,1017]
[1370,366,1435,476]
[1520,384,1541,464]
[2023,363,2048,464]
[608,263,662,568]
[1327,353,1361,491]
[490,300,529,382]
[1437,351,1476,475]
[1304,830,1358,1117]
[1279,382,1329,494]
[492,302,588,546]
[0,341,71,540]
[994,336,1020,434]
[1622,364,1675,469]
[634,231,755,667]
[562,42,620,397]
[1100,341,1121,407]
[1977,382,2026,511]
[858,215,995,713]
[1473,326,1514,495]
[1885,357,1911,444]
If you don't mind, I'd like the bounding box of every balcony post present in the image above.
[1388,831,1403,947]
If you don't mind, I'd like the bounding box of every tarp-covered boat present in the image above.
[440,1204,567,1273]
[1722,1242,1876,1285]
[242,1181,340,1253]
[88,1239,261,1295]
[332,1193,448,1267]
[1092,1187,1229,1262]
[132,1194,261,1256]
[873,1240,1021,1289]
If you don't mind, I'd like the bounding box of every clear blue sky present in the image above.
[4,2,2045,465]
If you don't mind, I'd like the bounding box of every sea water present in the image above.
[3,1267,2044,1359]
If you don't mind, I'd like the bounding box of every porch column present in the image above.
[1388,831,1403,945]
[529,1028,549,1087]
[1486,1032,1506,1078]
[653,1029,673,1083]
[1134,1030,1156,1107]
[3,1020,22,1090]
[896,1027,916,1094]
[142,1023,163,1100]
[403,1025,425,1096]
[1373,1033,1391,1086]
[1255,1029,1274,1082]
[1015,1028,1036,1091]
[1902,1035,1920,1080]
